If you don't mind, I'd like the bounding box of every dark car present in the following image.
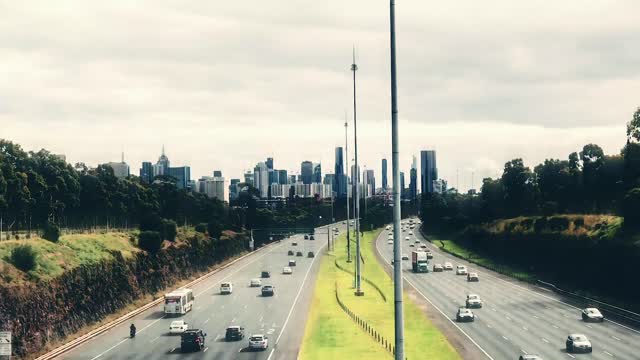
[225,326,244,341]
[289,259,297,266]
[304,235,309,240]
[261,285,275,296]
[307,251,315,258]
[310,235,315,240]
[180,329,206,352]
[292,241,298,246]
[261,271,271,278]
[296,251,303,257]
[287,250,294,256]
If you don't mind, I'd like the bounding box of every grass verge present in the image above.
[299,229,461,360]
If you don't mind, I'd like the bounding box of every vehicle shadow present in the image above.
[142,311,165,320]
[238,347,267,353]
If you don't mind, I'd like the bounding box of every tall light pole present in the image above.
[390,0,405,358]
[352,47,363,296]
[345,114,352,262]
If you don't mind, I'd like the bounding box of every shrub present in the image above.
[11,245,37,272]
[42,221,60,242]
[138,231,163,252]
[161,219,177,242]
[548,216,569,231]
[195,223,207,233]
[207,222,223,239]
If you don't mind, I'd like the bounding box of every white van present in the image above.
[220,282,233,294]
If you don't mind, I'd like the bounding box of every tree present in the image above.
[42,221,60,242]
[161,219,177,241]
[207,221,223,239]
[11,244,37,272]
[501,159,536,216]
[627,107,640,143]
[138,231,163,252]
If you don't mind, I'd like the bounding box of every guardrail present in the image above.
[35,242,278,360]
[536,280,640,325]
[334,281,404,359]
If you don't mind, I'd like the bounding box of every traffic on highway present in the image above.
[60,225,340,360]
[377,218,640,360]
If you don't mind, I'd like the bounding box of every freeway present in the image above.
[60,224,341,360]
[376,220,640,360]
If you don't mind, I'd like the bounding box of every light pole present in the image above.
[390,0,405,358]
[352,47,363,296]
[345,115,352,262]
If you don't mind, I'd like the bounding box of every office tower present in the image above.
[409,168,417,200]
[350,164,360,185]
[381,158,388,190]
[213,170,222,177]
[363,169,375,197]
[105,161,130,179]
[197,176,225,200]
[268,169,277,185]
[335,147,346,197]
[266,157,274,170]
[253,162,269,198]
[313,163,322,183]
[400,171,405,198]
[244,171,254,187]
[323,174,335,186]
[167,166,191,190]
[289,175,297,184]
[156,145,170,176]
[278,170,288,185]
[140,162,153,183]
[229,179,241,201]
[420,150,438,194]
[301,161,313,184]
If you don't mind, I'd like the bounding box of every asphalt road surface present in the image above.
[376,220,640,360]
[61,224,343,360]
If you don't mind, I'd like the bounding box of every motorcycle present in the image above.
[130,327,136,338]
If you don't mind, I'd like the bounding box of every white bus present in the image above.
[164,288,194,316]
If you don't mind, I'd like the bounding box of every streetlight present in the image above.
[352,47,363,297]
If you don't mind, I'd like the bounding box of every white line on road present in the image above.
[170,348,175,353]
[204,347,209,352]
[567,354,575,358]
[150,336,160,343]
[522,326,528,331]
[611,335,621,341]
[505,316,511,321]
[487,324,492,329]
[267,348,275,360]
[552,325,559,329]
[604,350,614,357]
[542,338,550,343]
[232,317,236,322]
[502,336,509,341]
[90,314,166,360]
[203,318,210,325]
[521,349,528,354]
[214,335,220,341]
[586,324,593,329]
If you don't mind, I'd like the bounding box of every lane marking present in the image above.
[376,236,495,360]
[603,350,614,357]
[203,319,210,325]
[231,317,236,323]
[170,348,175,353]
[150,336,160,343]
[521,349,528,354]
[90,314,166,360]
[204,347,209,352]
[214,335,220,341]
[567,354,575,359]
[541,338,550,343]
[611,335,621,341]
[505,316,512,321]
[552,325,559,329]
[586,324,593,329]
[502,335,509,341]
[267,348,275,360]
[522,326,528,331]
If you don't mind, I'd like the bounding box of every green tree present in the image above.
[42,221,60,242]
[627,107,640,143]
[138,231,163,252]
[501,159,536,216]
[11,244,37,272]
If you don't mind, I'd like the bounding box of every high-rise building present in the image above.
[105,161,130,179]
[335,147,346,198]
[266,157,274,170]
[253,162,269,198]
[433,179,447,194]
[323,174,335,186]
[229,179,241,201]
[197,176,225,200]
[168,166,191,190]
[400,171,405,198]
[289,175,297,184]
[244,171,254,187]
[213,170,222,178]
[140,162,153,183]
[156,146,170,176]
[381,158,388,190]
[350,164,360,185]
[301,161,313,184]
[409,168,417,200]
[363,169,375,198]
[313,163,322,183]
[420,150,438,194]
[278,170,288,185]
[268,169,278,185]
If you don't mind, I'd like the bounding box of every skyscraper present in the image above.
[381,158,388,190]
[363,169,375,197]
[156,145,170,176]
[420,150,438,194]
[140,162,153,183]
[351,164,360,185]
[266,157,274,170]
[213,170,222,177]
[229,179,241,201]
[244,171,254,187]
[313,163,322,183]
[301,161,313,184]
[409,168,417,201]
[335,147,346,198]
[400,171,405,198]
[253,162,269,198]
[167,166,191,190]
[278,170,288,185]
[323,174,335,186]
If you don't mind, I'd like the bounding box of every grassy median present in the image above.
[299,229,460,360]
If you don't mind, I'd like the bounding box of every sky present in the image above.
[1,1,639,195]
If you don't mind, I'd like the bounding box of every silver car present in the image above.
[466,294,483,308]
[566,334,592,353]
[581,308,604,322]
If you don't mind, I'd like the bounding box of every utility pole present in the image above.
[345,114,352,262]
[389,0,405,358]
[352,47,363,296]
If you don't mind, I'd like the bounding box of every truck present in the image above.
[411,251,429,273]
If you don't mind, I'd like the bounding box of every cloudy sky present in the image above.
[2,1,639,194]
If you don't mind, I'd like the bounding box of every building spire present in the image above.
[162,144,165,156]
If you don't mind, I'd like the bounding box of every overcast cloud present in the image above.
[1,0,639,195]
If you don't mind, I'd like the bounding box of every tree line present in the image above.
[422,108,640,230]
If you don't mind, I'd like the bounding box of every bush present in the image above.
[161,219,177,242]
[11,245,37,272]
[207,222,223,239]
[138,231,163,252]
[548,216,569,231]
[195,223,208,233]
[42,221,60,242]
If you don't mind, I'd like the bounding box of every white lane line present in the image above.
[204,347,209,352]
[502,335,509,341]
[376,237,495,360]
[259,315,264,322]
[90,314,166,360]
[533,315,539,319]
[150,336,160,343]
[586,324,593,329]
[244,304,248,309]
[232,317,236,322]
[505,316,512,321]
[603,350,614,357]
[487,324,492,329]
[567,354,575,359]
[170,348,175,353]
[214,335,220,341]
[267,348,276,360]
[522,326,528,331]
[521,349,528,354]
[611,335,621,341]
[541,338,550,343]
[274,241,327,346]
[552,325,559,329]
[203,318,210,325]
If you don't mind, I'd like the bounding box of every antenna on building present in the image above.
[121,151,125,163]
[162,144,165,156]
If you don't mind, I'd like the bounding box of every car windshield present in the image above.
[573,335,586,341]
[250,336,263,341]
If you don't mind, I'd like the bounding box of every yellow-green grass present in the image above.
[299,229,461,360]
[0,232,137,283]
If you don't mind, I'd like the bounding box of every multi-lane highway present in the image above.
[376,220,640,360]
[61,225,338,360]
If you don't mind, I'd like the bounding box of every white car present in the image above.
[444,262,453,270]
[414,239,420,244]
[404,236,410,241]
[582,308,604,322]
[401,254,409,260]
[408,231,413,235]
[387,240,393,244]
[250,278,262,287]
[386,225,391,230]
[220,282,233,294]
[467,272,479,282]
[456,265,468,275]
[466,294,483,308]
[283,266,293,274]
[169,320,188,334]
[456,308,475,322]
[249,334,269,350]
[566,334,592,353]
